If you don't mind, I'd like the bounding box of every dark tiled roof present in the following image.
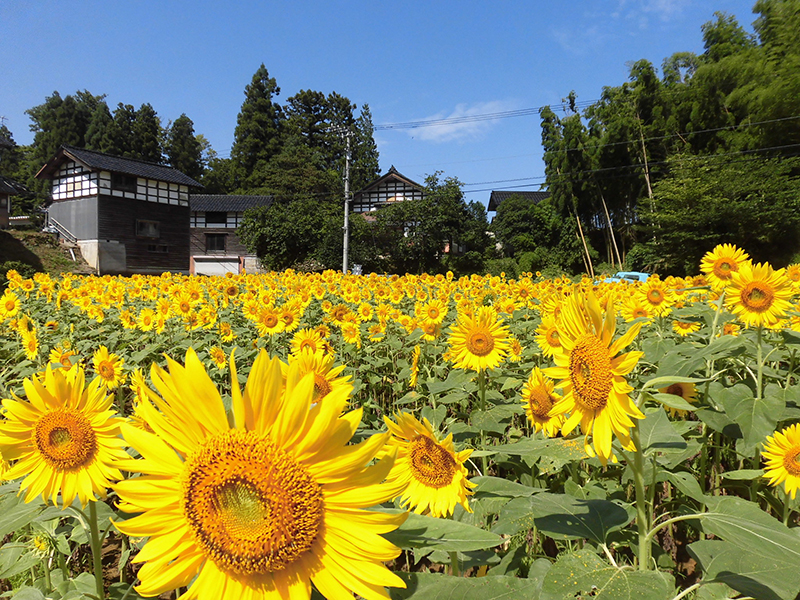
[0,175,28,196]
[190,195,273,212]
[488,190,550,212]
[36,145,203,188]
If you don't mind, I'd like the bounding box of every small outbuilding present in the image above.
[36,145,202,275]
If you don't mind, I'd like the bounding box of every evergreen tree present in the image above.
[85,102,116,154]
[110,103,137,157]
[165,114,203,180]
[230,64,283,190]
[132,103,163,163]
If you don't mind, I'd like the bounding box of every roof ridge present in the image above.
[62,144,172,169]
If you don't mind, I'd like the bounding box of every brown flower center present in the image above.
[410,435,456,489]
[740,282,774,313]
[182,430,324,576]
[34,409,98,470]
[569,334,613,411]
[466,330,494,357]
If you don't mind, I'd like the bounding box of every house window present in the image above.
[205,211,227,226]
[136,220,160,238]
[206,233,226,253]
[111,173,137,193]
[0,197,7,209]
[147,244,169,253]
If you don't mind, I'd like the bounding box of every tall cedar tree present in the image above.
[166,114,204,181]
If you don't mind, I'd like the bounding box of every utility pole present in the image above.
[330,126,354,273]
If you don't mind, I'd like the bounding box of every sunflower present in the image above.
[0,363,127,506]
[113,348,406,600]
[762,423,800,499]
[0,291,21,320]
[291,328,327,356]
[340,322,362,348]
[521,368,564,437]
[658,381,697,418]
[92,346,125,390]
[286,349,352,406]
[256,305,285,336]
[447,305,510,372]
[382,412,474,518]
[700,243,751,290]
[209,346,227,370]
[49,345,78,368]
[218,321,237,343]
[672,320,701,336]
[409,345,421,389]
[619,296,653,323]
[544,291,644,465]
[21,330,39,362]
[637,278,674,317]
[724,262,794,328]
[535,315,562,358]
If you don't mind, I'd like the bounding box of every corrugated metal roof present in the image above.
[189,195,273,212]
[488,190,550,212]
[36,145,203,188]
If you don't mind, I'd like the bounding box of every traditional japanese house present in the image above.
[350,166,425,214]
[36,145,202,274]
[189,194,272,275]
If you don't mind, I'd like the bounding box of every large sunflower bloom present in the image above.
[700,243,751,291]
[114,348,406,600]
[544,291,644,465]
[447,305,510,372]
[0,364,127,506]
[762,423,800,499]
[284,349,352,406]
[724,262,794,328]
[382,412,474,518]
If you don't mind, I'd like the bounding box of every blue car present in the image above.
[604,271,650,284]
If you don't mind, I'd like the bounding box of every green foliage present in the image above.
[165,114,204,181]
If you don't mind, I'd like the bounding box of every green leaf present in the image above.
[529,493,633,545]
[0,543,40,579]
[718,384,783,456]
[541,549,674,600]
[689,539,800,600]
[721,469,764,481]
[384,512,503,552]
[665,471,707,503]
[637,407,687,455]
[493,493,632,544]
[389,572,542,599]
[473,476,539,498]
[647,391,697,412]
[8,588,46,600]
[492,437,588,461]
[696,334,746,360]
[641,375,708,392]
[0,492,46,538]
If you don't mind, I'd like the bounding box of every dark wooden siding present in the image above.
[97,194,189,273]
[190,227,249,257]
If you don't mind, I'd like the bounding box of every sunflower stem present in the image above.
[43,555,52,592]
[449,551,460,576]
[478,370,488,476]
[630,420,651,570]
[88,501,105,600]
[756,325,764,403]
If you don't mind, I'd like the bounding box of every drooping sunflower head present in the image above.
[0,363,127,507]
[447,305,510,372]
[658,381,698,418]
[285,348,352,406]
[672,320,701,337]
[725,261,794,328]
[762,423,800,499]
[535,315,562,358]
[701,243,751,290]
[383,412,475,518]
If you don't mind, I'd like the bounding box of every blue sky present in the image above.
[1,0,758,207]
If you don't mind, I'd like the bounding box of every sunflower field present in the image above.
[1,243,800,600]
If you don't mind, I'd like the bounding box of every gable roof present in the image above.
[0,175,29,196]
[488,190,550,212]
[35,145,203,188]
[190,194,273,212]
[352,166,425,199]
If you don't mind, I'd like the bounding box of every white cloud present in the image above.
[408,100,518,143]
